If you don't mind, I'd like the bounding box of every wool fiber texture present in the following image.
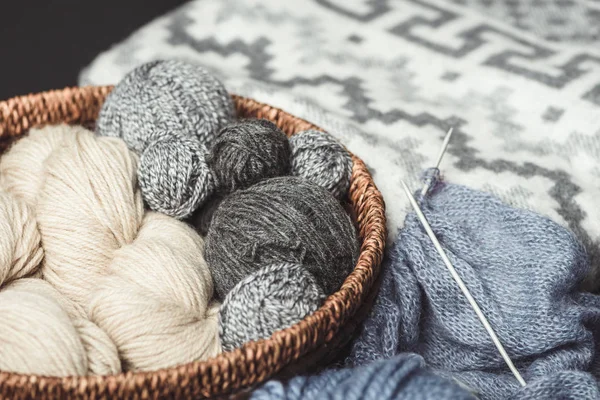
[207,119,291,194]
[205,176,359,298]
[251,353,477,400]
[0,125,221,372]
[289,129,352,200]
[348,181,600,399]
[0,185,120,376]
[219,263,325,351]
[95,59,233,219]
[138,130,214,219]
[96,59,234,152]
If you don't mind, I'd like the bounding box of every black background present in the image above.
[0,0,186,100]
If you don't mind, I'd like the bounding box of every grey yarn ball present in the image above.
[207,119,291,194]
[289,130,353,199]
[138,131,214,219]
[219,263,325,352]
[96,59,234,152]
[205,176,359,298]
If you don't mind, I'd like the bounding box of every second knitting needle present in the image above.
[401,180,527,387]
[420,127,453,198]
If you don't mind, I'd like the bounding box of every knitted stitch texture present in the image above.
[219,263,325,352]
[348,182,600,399]
[251,353,476,400]
[289,130,352,200]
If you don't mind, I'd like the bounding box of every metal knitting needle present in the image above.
[420,127,453,198]
[401,180,527,387]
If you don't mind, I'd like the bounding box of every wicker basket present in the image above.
[0,86,387,400]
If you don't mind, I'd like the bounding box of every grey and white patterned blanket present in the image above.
[80,0,600,289]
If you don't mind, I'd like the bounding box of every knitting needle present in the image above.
[420,127,453,198]
[400,180,527,387]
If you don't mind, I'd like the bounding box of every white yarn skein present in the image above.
[0,190,43,284]
[0,279,121,376]
[88,212,221,371]
[0,125,221,371]
[0,188,120,376]
[0,124,81,208]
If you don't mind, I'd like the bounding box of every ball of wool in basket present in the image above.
[207,119,291,194]
[347,179,600,399]
[138,130,214,219]
[96,59,234,153]
[0,125,221,371]
[219,263,325,352]
[289,130,353,199]
[251,353,477,400]
[205,176,359,298]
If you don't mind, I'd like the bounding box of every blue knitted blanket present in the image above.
[348,182,600,399]
[251,354,476,400]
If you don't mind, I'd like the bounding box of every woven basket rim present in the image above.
[0,86,387,399]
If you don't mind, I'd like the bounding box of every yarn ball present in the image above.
[205,176,359,298]
[219,263,325,352]
[289,129,353,199]
[138,130,214,219]
[96,59,234,152]
[251,354,477,400]
[207,119,291,193]
[348,180,600,399]
[0,125,221,371]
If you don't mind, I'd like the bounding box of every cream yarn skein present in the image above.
[0,189,43,283]
[0,279,121,376]
[88,212,220,371]
[0,188,120,376]
[0,124,81,208]
[0,125,221,371]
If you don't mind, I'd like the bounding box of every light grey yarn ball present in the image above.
[138,130,214,219]
[96,59,234,152]
[289,130,353,199]
[219,263,325,352]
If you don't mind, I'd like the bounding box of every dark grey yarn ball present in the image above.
[219,263,325,352]
[96,59,234,152]
[138,131,214,219]
[207,119,291,194]
[289,130,353,199]
[205,176,359,298]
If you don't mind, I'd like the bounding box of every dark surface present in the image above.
[0,0,187,100]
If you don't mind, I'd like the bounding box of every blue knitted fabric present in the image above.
[251,354,476,400]
[348,181,600,399]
